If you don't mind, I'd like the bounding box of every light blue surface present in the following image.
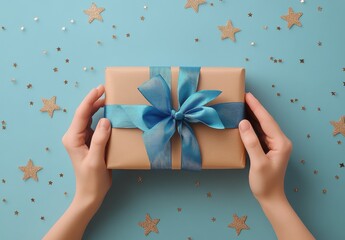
[0,0,344,239]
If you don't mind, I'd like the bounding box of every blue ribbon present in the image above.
[104,67,245,170]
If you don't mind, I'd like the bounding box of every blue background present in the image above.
[1,0,344,239]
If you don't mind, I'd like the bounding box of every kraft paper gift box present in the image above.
[104,67,246,170]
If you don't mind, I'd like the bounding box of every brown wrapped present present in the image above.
[104,67,245,170]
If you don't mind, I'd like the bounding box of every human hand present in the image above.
[239,92,292,203]
[62,85,112,211]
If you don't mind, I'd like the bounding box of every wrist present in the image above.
[72,194,103,217]
[257,193,289,211]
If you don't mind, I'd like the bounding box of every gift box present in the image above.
[104,67,246,170]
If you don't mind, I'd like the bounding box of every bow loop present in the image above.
[179,90,222,114]
[138,74,172,115]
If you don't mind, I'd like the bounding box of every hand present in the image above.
[238,93,314,240]
[239,92,292,202]
[62,85,112,210]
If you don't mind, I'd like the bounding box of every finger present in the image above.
[239,120,266,162]
[69,85,105,135]
[245,92,285,140]
[89,118,111,162]
[90,98,105,117]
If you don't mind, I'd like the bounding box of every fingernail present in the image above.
[239,120,250,132]
[99,118,110,130]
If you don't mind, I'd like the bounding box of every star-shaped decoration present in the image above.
[138,213,160,236]
[84,3,105,24]
[339,163,345,168]
[59,173,64,177]
[31,198,35,202]
[19,159,42,181]
[48,180,53,185]
[184,0,206,13]
[206,192,212,198]
[40,96,60,118]
[194,180,200,187]
[330,116,345,137]
[211,217,216,222]
[218,20,241,42]
[140,16,145,21]
[14,210,19,216]
[281,7,303,29]
[56,47,61,52]
[228,214,250,236]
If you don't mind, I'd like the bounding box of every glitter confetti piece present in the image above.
[281,7,303,29]
[218,20,240,42]
[184,0,206,13]
[228,214,250,236]
[18,159,42,181]
[330,116,345,137]
[40,96,60,118]
[84,3,105,23]
[138,213,160,236]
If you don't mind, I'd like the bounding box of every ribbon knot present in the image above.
[171,110,184,121]
[104,67,245,170]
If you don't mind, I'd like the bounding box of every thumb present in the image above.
[239,120,266,162]
[89,118,111,159]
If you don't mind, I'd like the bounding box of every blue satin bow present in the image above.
[104,67,245,170]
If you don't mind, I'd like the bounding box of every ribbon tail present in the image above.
[143,117,176,169]
[177,122,202,171]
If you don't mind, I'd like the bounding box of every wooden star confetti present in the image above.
[184,0,206,13]
[281,7,303,29]
[138,213,160,236]
[40,96,60,118]
[218,20,240,42]
[19,159,42,181]
[228,214,250,236]
[330,116,345,137]
[84,3,105,23]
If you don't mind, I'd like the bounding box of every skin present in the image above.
[44,87,315,240]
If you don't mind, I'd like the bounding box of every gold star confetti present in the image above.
[84,3,105,23]
[184,0,206,13]
[330,116,345,137]
[207,192,212,198]
[140,16,145,21]
[40,96,60,118]
[19,159,42,181]
[281,7,303,29]
[138,213,160,236]
[228,214,250,236]
[137,176,143,183]
[218,20,240,42]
